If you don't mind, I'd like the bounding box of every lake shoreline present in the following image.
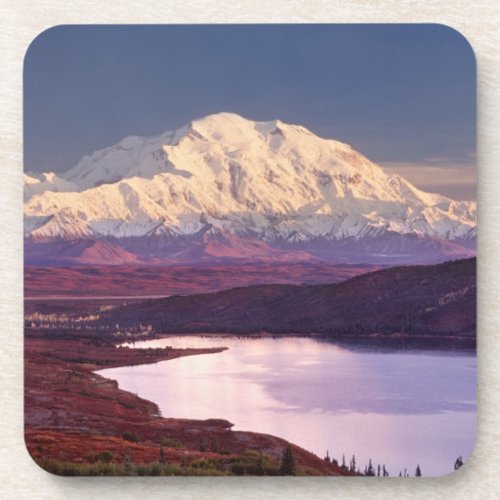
[108,334,476,476]
[24,333,351,476]
[152,331,476,341]
[140,331,476,353]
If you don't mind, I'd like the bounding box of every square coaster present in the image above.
[24,24,476,477]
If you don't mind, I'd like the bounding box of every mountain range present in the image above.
[24,113,476,265]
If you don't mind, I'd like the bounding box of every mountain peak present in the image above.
[24,113,476,264]
[185,112,317,144]
[187,112,278,142]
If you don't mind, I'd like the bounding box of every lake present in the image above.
[97,335,476,477]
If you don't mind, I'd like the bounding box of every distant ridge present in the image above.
[100,258,476,336]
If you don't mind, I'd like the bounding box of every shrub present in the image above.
[122,431,140,443]
[96,450,113,463]
[160,437,182,449]
[229,450,280,476]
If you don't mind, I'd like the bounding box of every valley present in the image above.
[25,261,379,298]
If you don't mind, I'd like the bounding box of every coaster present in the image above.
[24,24,476,477]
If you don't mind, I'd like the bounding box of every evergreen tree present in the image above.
[280,445,296,476]
[454,456,464,470]
[159,446,166,465]
[257,451,264,475]
[342,454,346,469]
[415,464,422,477]
[211,438,220,454]
[124,452,134,475]
[377,464,381,477]
[367,458,375,476]
[324,450,331,463]
[350,454,356,473]
[199,438,206,452]
[382,464,388,477]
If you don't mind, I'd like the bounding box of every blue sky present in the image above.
[24,24,476,199]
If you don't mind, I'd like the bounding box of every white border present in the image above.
[1,2,499,498]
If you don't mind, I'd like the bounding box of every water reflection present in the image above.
[98,335,476,476]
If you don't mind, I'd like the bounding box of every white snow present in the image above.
[24,112,476,242]
[23,172,78,201]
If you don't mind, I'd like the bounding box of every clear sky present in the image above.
[24,24,476,200]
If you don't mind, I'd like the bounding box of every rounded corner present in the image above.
[23,24,68,72]
[429,23,477,70]
[23,430,62,477]
[433,433,477,479]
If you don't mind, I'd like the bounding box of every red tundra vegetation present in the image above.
[25,333,350,476]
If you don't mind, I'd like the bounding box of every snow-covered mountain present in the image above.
[24,112,476,265]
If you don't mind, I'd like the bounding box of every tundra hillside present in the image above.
[99,258,475,336]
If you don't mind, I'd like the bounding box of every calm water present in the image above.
[97,336,476,477]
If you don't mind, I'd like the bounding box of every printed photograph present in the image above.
[24,24,476,477]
